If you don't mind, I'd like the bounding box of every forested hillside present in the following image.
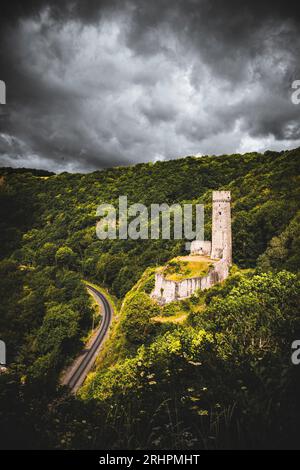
[0,148,299,449]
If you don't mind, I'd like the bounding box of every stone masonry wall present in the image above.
[190,240,212,256]
[151,258,229,304]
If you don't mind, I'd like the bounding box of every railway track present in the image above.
[63,285,112,393]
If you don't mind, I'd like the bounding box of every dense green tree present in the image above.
[55,246,77,269]
[122,292,160,344]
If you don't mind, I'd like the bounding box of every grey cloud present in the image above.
[1,0,300,172]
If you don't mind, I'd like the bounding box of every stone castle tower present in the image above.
[151,190,232,304]
[190,190,232,263]
[211,191,232,264]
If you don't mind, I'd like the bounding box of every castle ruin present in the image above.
[151,191,232,304]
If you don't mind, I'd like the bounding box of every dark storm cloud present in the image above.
[0,0,300,172]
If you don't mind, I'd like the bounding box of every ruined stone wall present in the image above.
[151,273,177,304]
[151,259,229,304]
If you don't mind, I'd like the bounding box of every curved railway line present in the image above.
[63,285,113,393]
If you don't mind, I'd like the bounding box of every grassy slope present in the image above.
[162,256,213,281]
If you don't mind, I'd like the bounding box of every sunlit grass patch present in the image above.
[163,256,213,281]
[152,311,188,324]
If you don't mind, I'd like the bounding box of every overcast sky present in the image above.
[0,0,300,172]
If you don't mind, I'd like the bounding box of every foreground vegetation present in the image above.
[0,148,299,449]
